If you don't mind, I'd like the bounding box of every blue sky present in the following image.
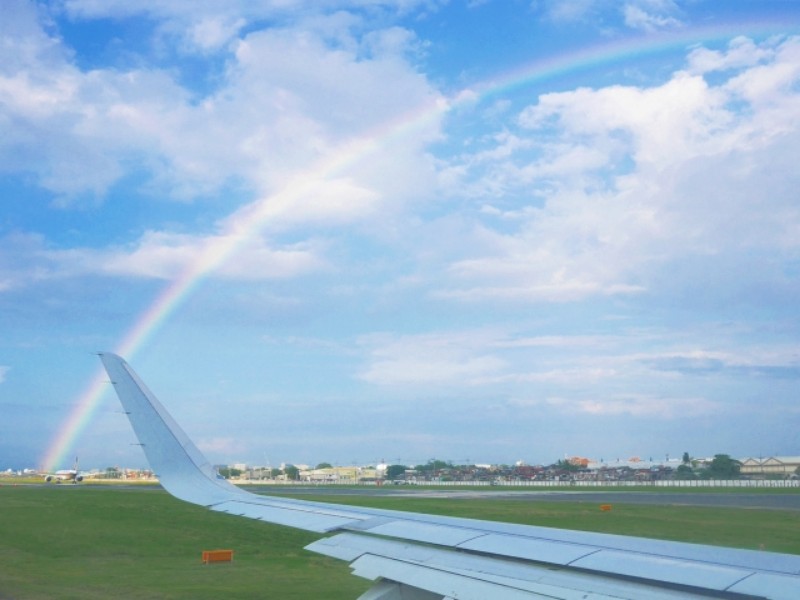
[2,0,800,472]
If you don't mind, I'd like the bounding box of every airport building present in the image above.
[740,456,800,479]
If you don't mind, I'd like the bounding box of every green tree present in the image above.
[283,464,300,480]
[315,462,333,469]
[682,452,691,464]
[217,467,242,479]
[416,459,451,473]
[385,464,407,480]
[706,454,741,479]
[417,458,453,471]
[674,464,696,480]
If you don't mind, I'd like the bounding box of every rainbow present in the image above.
[39,25,793,472]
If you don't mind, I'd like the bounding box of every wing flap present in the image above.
[350,555,546,600]
[311,533,712,600]
[348,519,486,547]
[458,533,599,565]
[571,549,754,592]
[726,572,800,600]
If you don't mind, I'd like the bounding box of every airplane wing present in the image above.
[98,352,800,600]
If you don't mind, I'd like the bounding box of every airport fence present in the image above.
[243,478,800,488]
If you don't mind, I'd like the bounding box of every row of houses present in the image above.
[232,456,800,483]
[14,456,789,484]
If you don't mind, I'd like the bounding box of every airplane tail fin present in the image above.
[98,352,247,506]
[73,456,83,483]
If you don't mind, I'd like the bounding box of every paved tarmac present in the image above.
[256,485,800,510]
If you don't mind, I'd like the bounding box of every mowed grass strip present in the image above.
[0,485,369,600]
[2,485,799,598]
[284,492,800,554]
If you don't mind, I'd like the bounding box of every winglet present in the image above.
[98,352,247,505]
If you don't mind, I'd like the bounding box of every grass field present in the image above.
[0,485,369,600]
[1,484,799,599]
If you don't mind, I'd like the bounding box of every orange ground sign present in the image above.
[202,549,234,563]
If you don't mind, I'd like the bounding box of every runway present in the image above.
[257,485,800,510]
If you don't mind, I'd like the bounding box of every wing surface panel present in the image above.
[98,352,800,600]
[209,498,367,532]
[350,555,545,600]
[357,580,444,600]
[457,533,600,565]
[570,549,752,591]
[727,573,800,600]
[310,533,710,599]
[350,520,486,546]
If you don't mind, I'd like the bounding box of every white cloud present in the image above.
[724,37,800,110]
[496,367,619,385]
[357,329,625,388]
[0,228,324,288]
[0,232,55,291]
[62,0,443,52]
[0,23,194,200]
[357,330,507,385]
[537,0,682,31]
[541,0,599,24]
[623,2,681,32]
[74,232,324,281]
[434,187,655,302]
[687,36,775,75]
[434,37,800,304]
[223,176,382,234]
[86,231,201,280]
[519,72,735,167]
[197,436,249,458]
[547,394,718,418]
[186,15,247,52]
[0,2,443,214]
[507,391,719,419]
[353,323,800,423]
[643,347,800,376]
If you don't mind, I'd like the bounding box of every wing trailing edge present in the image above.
[99,352,800,599]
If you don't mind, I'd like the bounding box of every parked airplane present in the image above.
[98,352,799,599]
[44,457,83,484]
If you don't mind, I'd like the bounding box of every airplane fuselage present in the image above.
[44,470,83,483]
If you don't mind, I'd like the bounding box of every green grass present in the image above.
[1,484,798,598]
[285,493,800,553]
[0,485,369,599]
